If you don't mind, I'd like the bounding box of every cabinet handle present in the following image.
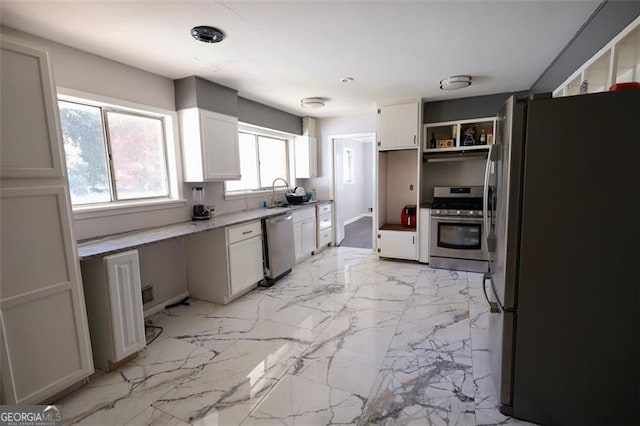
[412,236,415,244]
[242,230,253,235]
[413,135,416,145]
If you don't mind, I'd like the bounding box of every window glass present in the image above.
[226,133,259,191]
[58,101,111,205]
[106,111,168,200]
[58,99,172,206]
[258,136,287,187]
[344,148,354,184]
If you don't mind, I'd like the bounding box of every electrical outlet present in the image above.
[142,285,154,304]
[368,207,373,213]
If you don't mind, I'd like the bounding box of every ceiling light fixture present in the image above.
[439,75,472,90]
[340,77,354,83]
[301,97,325,108]
[191,26,225,43]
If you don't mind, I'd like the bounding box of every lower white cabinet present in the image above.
[81,250,146,371]
[293,207,316,262]
[186,220,264,304]
[419,208,430,263]
[316,203,333,251]
[378,230,417,260]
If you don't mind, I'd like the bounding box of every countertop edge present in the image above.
[77,200,333,259]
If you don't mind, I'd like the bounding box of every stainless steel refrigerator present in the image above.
[483,89,639,425]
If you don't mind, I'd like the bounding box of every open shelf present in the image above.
[424,117,496,153]
[379,223,415,232]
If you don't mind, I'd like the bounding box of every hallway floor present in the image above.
[341,216,373,249]
[57,247,535,425]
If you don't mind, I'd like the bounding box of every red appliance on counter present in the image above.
[401,204,417,228]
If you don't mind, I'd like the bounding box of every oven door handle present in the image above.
[430,215,484,223]
[483,145,493,241]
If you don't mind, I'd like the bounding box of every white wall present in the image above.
[362,141,374,212]
[298,114,377,199]
[339,139,372,223]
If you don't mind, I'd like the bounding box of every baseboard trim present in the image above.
[144,291,189,317]
[344,213,373,226]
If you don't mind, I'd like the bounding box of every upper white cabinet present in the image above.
[554,16,640,97]
[179,108,241,182]
[378,102,419,150]
[81,250,146,371]
[0,37,94,404]
[295,117,318,178]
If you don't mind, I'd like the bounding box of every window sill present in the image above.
[73,198,187,220]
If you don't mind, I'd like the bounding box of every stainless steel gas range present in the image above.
[429,186,488,272]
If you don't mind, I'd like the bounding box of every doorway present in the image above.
[332,133,375,249]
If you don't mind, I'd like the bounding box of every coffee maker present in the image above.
[192,187,210,220]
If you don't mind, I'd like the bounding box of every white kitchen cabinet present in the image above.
[294,135,318,178]
[80,250,146,371]
[419,208,430,263]
[186,220,263,304]
[293,207,316,262]
[179,108,241,182]
[0,38,93,404]
[378,230,417,260]
[316,203,333,251]
[378,102,419,150]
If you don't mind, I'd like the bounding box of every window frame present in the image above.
[224,123,295,200]
[57,88,184,219]
[343,147,355,184]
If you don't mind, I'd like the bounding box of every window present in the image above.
[225,131,289,194]
[343,148,354,184]
[58,100,170,206]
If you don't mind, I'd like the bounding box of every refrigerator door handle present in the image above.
[482,272,501,313]
[483,145,493,241]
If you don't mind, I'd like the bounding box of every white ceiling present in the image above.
[0,1,600,118]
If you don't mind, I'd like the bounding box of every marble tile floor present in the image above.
[57,247,537,425]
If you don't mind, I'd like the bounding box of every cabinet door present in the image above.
[104,251,145,362]
[201,110,241,180]
[228,236,264,295]
[0,39,93,404]
[294,135,317,178]
[293,221,304,261]
[302,219,317,254]
[378,102,419,150]
[378,230,417,260]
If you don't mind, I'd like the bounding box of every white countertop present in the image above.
[77,200,332,259]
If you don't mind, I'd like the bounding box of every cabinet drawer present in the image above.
[318,212,332,231]
[227,221,262,245]
[318,227,332,246]
[292,206,315,223]
[317,203,332,215]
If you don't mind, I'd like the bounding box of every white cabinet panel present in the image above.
[228,235,264,296]
[302,219,317,255]
[179,108,240,182]
[293,207,316,262]
[318,227,333,247]
[378,230,417,260]
[294,135,317,178]
[378,102,419,150]
[0,39,63,178]
[419,208,430,263]
[105,251,145,362]
[0,38,93,404]
[293,221,303,260]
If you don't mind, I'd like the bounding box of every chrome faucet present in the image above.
[271,178,289,207]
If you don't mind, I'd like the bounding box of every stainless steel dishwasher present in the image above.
[261,213,296,286]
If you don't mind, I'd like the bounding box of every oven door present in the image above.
[430,215,487,261]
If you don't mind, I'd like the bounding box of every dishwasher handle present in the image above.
[269,214,293,224]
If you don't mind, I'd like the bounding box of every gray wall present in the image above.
[423,91,529,124]
[531,1,640,93]
[175,76,302,135]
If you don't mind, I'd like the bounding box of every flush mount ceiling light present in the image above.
[301,97,325,108]
[340,77,354,83]
[439,75,472,90]
[191,26,225,43]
